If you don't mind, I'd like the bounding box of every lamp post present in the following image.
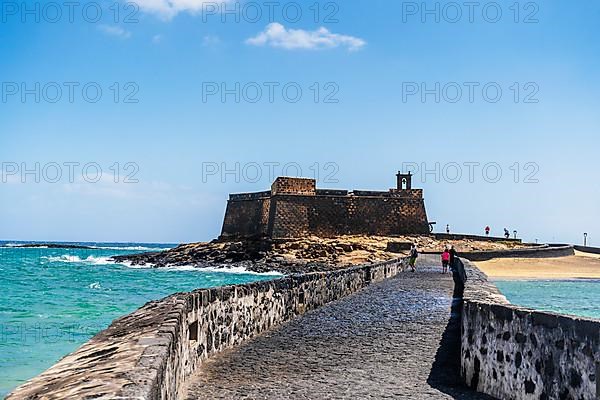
[513,230,517,240]
[584,233,588,247]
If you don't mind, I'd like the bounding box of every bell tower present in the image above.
[396,171,412,190]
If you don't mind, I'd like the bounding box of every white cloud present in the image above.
[245,23,366,51]
[202,35,221,47]
[98,25,132,39]
[134,0,229,20]
[152,34,164,44]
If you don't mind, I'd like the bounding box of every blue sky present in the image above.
[1,0,599,245]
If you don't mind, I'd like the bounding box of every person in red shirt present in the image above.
[441,247,450,274]
[485,226,490,236]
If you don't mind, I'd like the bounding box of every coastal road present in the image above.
[185,255,494,399]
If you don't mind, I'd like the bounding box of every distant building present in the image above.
[220,172,430,239]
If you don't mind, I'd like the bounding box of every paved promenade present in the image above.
[185,256,493,399]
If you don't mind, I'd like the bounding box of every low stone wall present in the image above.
[433,233,523,243]
[7,259,402,400]
[461,244,574,261]
[461,260,600,399]
[575,245,600,255]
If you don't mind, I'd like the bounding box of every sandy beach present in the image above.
[475,251,600,280]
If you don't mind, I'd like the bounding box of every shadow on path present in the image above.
[426,265,496,399]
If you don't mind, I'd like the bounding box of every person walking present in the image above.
[446,224,450,234]
[485,226,490,236]
[451,256,468,298]
[448,245,457,267]
[408,244,418,272]
[441,247,450,274]
[446,245,467,297]
[504,228,510,239]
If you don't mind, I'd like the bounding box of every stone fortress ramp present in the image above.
[6,257,409,399]
[8,247,598,399]
[184,255,491,399]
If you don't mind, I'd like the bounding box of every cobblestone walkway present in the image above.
[185,257,494,399]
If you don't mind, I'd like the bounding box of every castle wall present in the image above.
[271,177,316,195]
[221,193,271,238]
[220,178,430,239]
[268,194,429,238]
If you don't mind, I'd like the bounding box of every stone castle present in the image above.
[220,172,430,239]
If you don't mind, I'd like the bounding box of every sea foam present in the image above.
[43,255,118,265]
[122,262,283,276]
[42,254,283,276]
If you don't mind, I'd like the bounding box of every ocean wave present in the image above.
[41,254,282,276]
[43,255,118,265]
[1,244,172,251]
[123,263,283,276]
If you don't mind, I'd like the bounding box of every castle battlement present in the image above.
[220,173,429,239]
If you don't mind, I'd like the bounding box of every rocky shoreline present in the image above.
[111,237,375,274]
[111,235,526,275]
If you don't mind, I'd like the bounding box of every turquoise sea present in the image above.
[0,242,280,398]
[495,280,600,320]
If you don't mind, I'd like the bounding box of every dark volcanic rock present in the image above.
[8,243,96,250]
[110,239,342,275]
